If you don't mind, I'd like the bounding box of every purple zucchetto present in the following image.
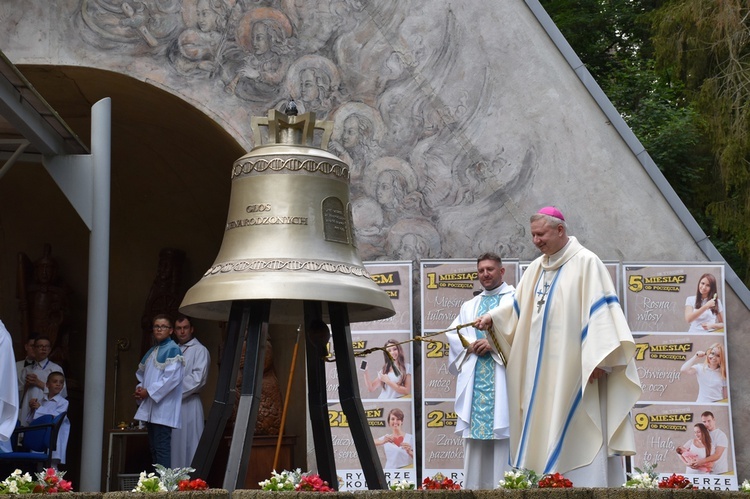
[537,206,565,221]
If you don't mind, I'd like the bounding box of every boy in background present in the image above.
[134,314,184,469]
[19,336,65,424]
[28,371,69,466]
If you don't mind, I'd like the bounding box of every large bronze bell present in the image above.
[183,107,393,492]
[180,108,395,323]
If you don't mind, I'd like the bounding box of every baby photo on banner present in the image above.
[631,404,735,490]
[623,263,736,490]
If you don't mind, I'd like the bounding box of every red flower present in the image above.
[190,479,208,490]
[658,473,693,489]
[178,478,209,491]
[31,468,75,494]
[295,474,333,492]
[421,474,461,490]
[538,472,573,488]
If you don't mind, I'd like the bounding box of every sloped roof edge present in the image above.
[0,50,89,157]
[524,0,750,309]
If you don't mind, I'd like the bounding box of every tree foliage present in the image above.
[540,0,748,282]
[651,0,750,278]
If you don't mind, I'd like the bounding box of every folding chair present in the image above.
[0,412,67,470]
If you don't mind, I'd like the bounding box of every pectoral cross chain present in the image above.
[536,283,550,312]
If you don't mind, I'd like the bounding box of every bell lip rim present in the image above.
[179,298,396,324]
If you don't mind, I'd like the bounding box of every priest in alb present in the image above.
[446,252,513,489]
[476,207,641,487]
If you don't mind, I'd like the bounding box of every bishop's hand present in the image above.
[474,314,493,330]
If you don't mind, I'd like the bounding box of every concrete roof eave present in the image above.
[0,50,88,159]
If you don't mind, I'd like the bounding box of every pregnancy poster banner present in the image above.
[623,263,736,489]
[326,261,415,490]
[327,400,416,490]
[630,404,735,490]
[623,264,726,334]
[419,259,518,486]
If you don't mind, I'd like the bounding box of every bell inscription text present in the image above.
[322,197,350,244]
[226,202,309,230]
[226,216,309,230]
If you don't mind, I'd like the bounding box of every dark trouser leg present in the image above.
[148,422,172,469]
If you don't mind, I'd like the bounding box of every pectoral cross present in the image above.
[536,283,550,312]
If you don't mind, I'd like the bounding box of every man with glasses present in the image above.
[134,314,184,469]
[19,335,65,424]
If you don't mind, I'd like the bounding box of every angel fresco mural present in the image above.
[328,102,385,193]
[81,0,183,51]
[362,157,431,228]
[280,54,342,120]
[76,0,535,262]
[222,7,295,102]
[167,0,228,77]
[351,196,385,261]
[280,0,353,55]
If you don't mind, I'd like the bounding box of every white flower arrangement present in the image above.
[497,469,533,489]
[132,472,167,493]
[389,479,416,491]
[0,469,34,494]
[740,479,750,492]
[258,469,303,491]
[623,462,659,489]
[131,465,196,492]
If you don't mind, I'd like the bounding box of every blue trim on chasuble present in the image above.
[515,267,563,468]
[469,293,501,439]
[581,294,620,341]
[542,294,621,471]
[544,381,583,472]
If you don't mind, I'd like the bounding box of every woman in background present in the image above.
[685,273,724,332]
[374,408,414,469]
[676,423,713,473]
[680,343,728,403]
[363,339,412,399]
